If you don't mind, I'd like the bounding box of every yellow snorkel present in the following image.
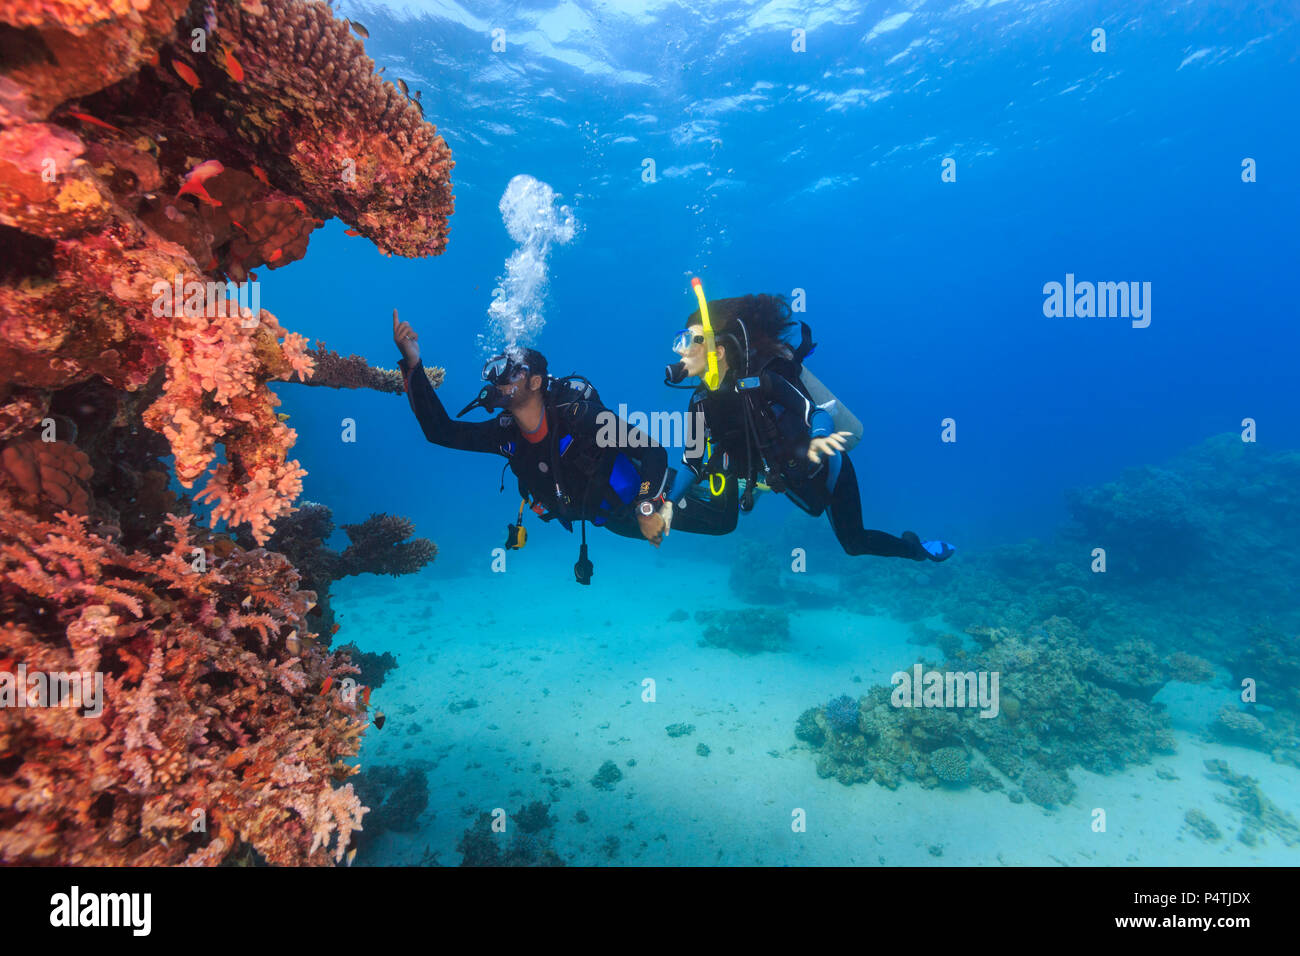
[691,277,721,391]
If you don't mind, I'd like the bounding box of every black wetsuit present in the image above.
[400,358,734,539]
[669,360,929,560]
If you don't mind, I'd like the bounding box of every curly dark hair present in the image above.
[686,293,795,371]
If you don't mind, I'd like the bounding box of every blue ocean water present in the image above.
[261,1,1298,865]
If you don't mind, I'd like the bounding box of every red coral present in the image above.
[0,493,369,865]
[1,0,454,543]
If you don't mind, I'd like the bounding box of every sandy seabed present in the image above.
[333,555,1300,868]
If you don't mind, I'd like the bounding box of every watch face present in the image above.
[639,501,654,516]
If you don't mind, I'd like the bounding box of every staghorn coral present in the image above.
[307,342,444,394]
[0,492,369,865]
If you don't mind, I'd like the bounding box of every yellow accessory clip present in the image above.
[691,276,721,391]
[709,473,727,497]
[505,499,528,550]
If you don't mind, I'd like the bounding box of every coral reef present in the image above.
[590,759,623,791]
[839,435,1300,676]
[1211,627,1300,768]
[928,746,970,787]
[351,762,429,856]
[250,501,435,640]
[1183,809,1222,842]
[0,0,455,866]
[695,607,790,655]
[334,643,397,690]
[1,0,454,544]
[795,617,1174,804]
[456,803,565,867]
[0,494,368,864]
[823,694,859,734]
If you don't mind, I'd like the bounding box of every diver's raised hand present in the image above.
[808,430,853,464]
[392,308,420,364]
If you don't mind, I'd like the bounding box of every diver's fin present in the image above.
[921,539,956,562]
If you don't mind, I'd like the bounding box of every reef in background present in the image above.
[827,434,1297,766]
[0,0,453,864]
[837,435,1300,653]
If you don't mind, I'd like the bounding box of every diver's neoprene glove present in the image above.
[902,531,955,562]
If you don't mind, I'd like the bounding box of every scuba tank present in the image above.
[797,366,863,453]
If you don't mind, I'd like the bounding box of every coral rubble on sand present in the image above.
[0,0,453,864]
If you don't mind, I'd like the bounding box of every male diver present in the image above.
[392,310,729,584]
[662,283,955,562]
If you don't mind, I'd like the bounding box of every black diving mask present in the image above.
[458,355,531,417]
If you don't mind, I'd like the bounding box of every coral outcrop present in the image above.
[1,0,454,544]
[795,618,1176,803]
[249,502,436,640]
[456,803,565,867]
[695,607,790,655]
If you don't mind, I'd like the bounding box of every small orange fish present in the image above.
[224,48,245,83]
[230,218,248,233]
[330,622,340,635]
[177,159,225,207]
[65,111,122,133]
[360,686,372,707]
[268,248,282,262]
[344,228,361,236]
[173,60,201,90]
[320,676,334,695]
[250,164,270,186]
[148,50,160,68]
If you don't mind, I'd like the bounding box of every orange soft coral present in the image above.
[0,496,369,865]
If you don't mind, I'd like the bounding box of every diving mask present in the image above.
[482,354,530,384]
[672,330,705,355]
